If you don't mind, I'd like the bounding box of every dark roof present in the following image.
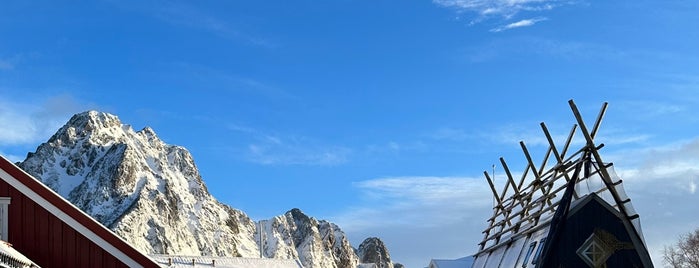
[470,101,652,268]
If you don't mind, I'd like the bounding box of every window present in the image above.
[521,241,537,268]
[532,237,547,264]
[0,197,10,240]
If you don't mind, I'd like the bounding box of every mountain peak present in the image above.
[66,110,122,131]
[139,126,157,136]
[20,110,260,257]
[18,111,397,267]
[358,237,393,268]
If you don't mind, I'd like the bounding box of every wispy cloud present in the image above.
[247,142,350,166]
[609,138,699,264]
[615,100,688,120]
[465,37,628,62]
[0,94,92,146]
[433,0,570,29]
[332,176,492,265]
[0,150,24,163]
[354,176,492,208]
[0,53,29,71]
[431,127,472,142]
[490,17,548,32]
[433,0,559,18]
[167,62,296,100]
[228,124,351,166]
[0,59,14,70]
[335,136,699,266]
[431,123,580,148]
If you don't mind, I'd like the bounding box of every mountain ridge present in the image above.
[17,110,396,268]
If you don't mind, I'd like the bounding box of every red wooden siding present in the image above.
[0,157,159,268]
[0,179,129,268]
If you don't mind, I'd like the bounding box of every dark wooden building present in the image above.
[470,101,653,268]
[0,155,160,268]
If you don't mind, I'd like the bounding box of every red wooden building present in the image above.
[0,155,160,268]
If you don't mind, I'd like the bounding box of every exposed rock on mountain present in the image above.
[257,208,359,268]
[357,237,394,268]
[18,110,394,268]
[19,111,259,257]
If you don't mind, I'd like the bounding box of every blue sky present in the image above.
[1,0,698,267]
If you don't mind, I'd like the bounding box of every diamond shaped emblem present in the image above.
[577,232,612,268]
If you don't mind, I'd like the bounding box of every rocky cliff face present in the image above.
[18,111,394,268]
[357,237,394,268]
[257,208,359,268]
[19,111,259,257]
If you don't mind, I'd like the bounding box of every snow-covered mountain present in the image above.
[256,208,359,268]
[19,111,259,257]
[357,237,393,268]
[17,111,395,268]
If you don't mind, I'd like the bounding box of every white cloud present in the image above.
[0,54,26,71]
[616,100,687,120]
[332,176,493,267]
[0,150,24,163]
[168,62,295,100]
[609,138,699,265]
[335,137,699,267]
[246,142,350,166]
[336,176,493,231]
[0,95,89,146]
[354,176,492,208]
[431,127,472,142]
[227,124,351,166]
[490,17,548,32]
[464,37,631,63]
[433,0,565,22]
[0,59,14,70]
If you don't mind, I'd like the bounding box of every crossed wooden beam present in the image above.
[476,100,639,252]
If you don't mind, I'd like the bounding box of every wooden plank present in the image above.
[63,223,77,268]
[590,102,608,139]
[537,146,553,179]
[35,204,51,266]
[484,171,503,209]
[499,158,520,199]
[520,141,540,179]
[7,186,23,248]
[79,233,91,268]
[51,215,63,267]
[90,240,104,268]
[560,124,578,159]
[102,252,117,268]
[0,179,8,196]
[22,195,35,258]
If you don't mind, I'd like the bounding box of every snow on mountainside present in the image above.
[19,111,259,257]
[17,110,395,268]
[357,237,393,268]
[257,208,359,268]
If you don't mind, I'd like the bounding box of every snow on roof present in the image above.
[429,256,474,268]
[149,255,303,268]
[0,241,39,268]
